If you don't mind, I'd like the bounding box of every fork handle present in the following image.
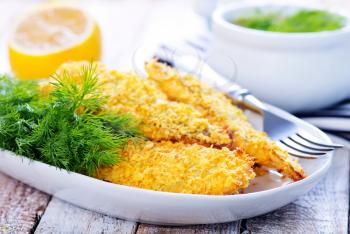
[243,93,268,114]
[223,84,267,115]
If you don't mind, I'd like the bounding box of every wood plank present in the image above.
[242,136,350,234]
[34,198,138,234]
[136,222,240,234]
[0,172,50,234]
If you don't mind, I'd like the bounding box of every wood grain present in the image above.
[243,137,350,234]
[0,172,50,234]
[136,222,240,234]
[34,198,138,234]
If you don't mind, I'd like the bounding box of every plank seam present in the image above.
[29,195,53,234]
[134,222,141,234]
[239,219,250,234]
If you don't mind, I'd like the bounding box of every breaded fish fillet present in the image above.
[101,70,234,147]
[145,61,305,181]
[97,141,255,195]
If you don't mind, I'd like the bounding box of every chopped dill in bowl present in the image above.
[233,9,346,32]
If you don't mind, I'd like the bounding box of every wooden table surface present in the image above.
[1,0,350,233]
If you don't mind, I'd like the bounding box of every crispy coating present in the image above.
[49,61,233,147]
[101,70,233,146]
[97,141,255,195]
[47,61,305,188]
[145,61,305,181]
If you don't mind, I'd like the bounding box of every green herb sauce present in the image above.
[233,10,346,32]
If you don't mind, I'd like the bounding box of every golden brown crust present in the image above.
[97,141,255,195]
[145,60,305,181]
[97,65,233,147]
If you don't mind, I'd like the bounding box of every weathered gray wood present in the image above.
[0,172,50,234]
[136,222,240,234]
[243,136,350,234]
[34,198,138,234]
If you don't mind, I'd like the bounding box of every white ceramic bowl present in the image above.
[208,2,350,113]
[0,104,332,225]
